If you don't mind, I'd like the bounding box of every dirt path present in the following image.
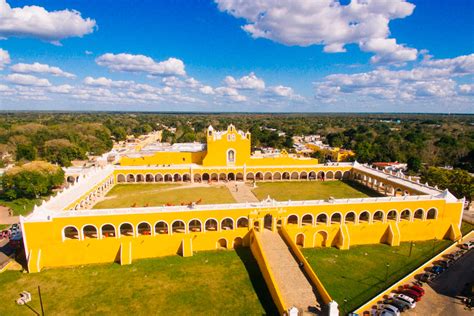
[259,230,320,314]
[225,182,259,203]
[0,206,18,225]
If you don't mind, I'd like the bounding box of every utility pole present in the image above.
[38,286,44,316]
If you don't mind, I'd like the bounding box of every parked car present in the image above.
[437,260,452,269]
[418,272,436,282]
[381,304,401,316]
[461,241,474,250]
[395,293,417,309]
[431,265,445,275]
[401,289,422,301]
[408,284,425,296]
[384,299,408,312]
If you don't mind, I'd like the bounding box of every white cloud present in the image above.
[459,84,474,96]
[11,62,75,78]
[83,76,133,88]
[0,0,96,44]
[0,48,10,70]
[199,85,215,95]
[96,53,186,76]
[215,86,247,101]
[266,85,304,100]
[216,0,418,63]
[48,84,74,94]
[314,53,474,102]
[5,73,51,87]
[224,72,265,90]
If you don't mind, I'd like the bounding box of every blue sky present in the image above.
[0,0,473,112]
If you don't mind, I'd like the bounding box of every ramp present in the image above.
[254,229,321,314]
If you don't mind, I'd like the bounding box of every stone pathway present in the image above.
[225,182,259,203]
[0,206,18,225]
[259,230,321,314]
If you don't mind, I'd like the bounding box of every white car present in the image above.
[395,293,416,309]
[461,241,474,250]
[381,304,400,316]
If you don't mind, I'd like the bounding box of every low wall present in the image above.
[353,230,474,315]
[249,229,287,315]
[280,226,333,305]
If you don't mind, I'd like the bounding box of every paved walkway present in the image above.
[259,230,320,314]
[225,182,259,203]
[0,206,18,225]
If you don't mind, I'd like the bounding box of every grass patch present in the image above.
[0,198,42,216]
[93,184,236,209]
[0,249,277,316]
[461,220,474,235]
[0,224,9,230]
[302,240,452,313]
[252,180,381,201]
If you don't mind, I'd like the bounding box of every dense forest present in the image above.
[0,112,472,171]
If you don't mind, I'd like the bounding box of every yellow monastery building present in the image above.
[20,125,464,315]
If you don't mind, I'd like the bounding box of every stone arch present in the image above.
[219,173,227,181]
[205,218,218,231]
[183,173,191,182]
[101,224,116,238]
[173,173,182,182]
[302,214,313,226]
[335,171,343,180]
[233,237,243,248]
[227,173,235,181]
[246,172,255,181]
[117,174,126,183]
[373,210,384,222]
[287,214,298,225]
[164,174,173,182]
[194,173,202,182]
[155,174,163,182]
[343,171,350,179]
[126,174,135,182]
[309,171,316,180]
[264,214,273,229]
[387,210,398,221]
[171,220,186,234]
[83,225,98,239]
[300,171,308,180]
[413,209,424,221]
[202,173,209,182]
[136,174,145,182]
[253,221,260,232]
[296,233,305,247]
[221,218,234,230]
[316,213,328,225]
[211,173,218,181]
[154,221,169,234]
[282,172,290,180]
[273,172,282,180]
[119,223,134,237]
[255,172,263,181]
[217,238,227,249]
[290,171,299,180]
[326,171,334,180]
[313,231,328,247]
[330,212,342,224]
[237,217,249,228]
[188,219,202,232]
[264,172,273,181]
[63,226,79,240]
[317,171,325,180]
[345,211,356,224]
[137,222,152,235]
[236,173,244,181]
[145,174,154,182]
[426,208,437,220]
[395,188,403,196]
[400,209,411,221]
[359,211,371,223]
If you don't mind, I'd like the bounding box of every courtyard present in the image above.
[302,239,453,313]
[0,249,277,316]
[252,180,381,201]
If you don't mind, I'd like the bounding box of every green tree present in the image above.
[407,156,422,173]
[16,143,37,161]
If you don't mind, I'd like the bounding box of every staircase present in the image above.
[259,230,321,314]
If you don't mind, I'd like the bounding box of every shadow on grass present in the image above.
[235,247,279,316]
[342,180,384,197]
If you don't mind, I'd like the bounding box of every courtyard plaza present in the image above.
[91,180,376,209]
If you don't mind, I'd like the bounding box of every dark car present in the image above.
[418,272,436,282]
[431,265,445,275]
[401,289,422,302]
[384,298,409,312]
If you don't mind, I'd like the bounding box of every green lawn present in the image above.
[93,184,236,209]
[0,197,42,216]
[461,220,474,236]
[252,180,382,201]
[302,240,452,313]
[0,249,277,316]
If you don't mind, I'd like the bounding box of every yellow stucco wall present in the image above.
[119,151,206,166]
[23,197,462,272]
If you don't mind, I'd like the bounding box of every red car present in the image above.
[401,289,422,302]
[409,285,425,296]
